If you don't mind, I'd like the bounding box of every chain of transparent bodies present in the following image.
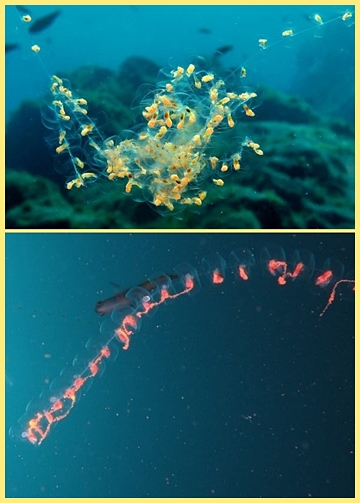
[47,64,263,211]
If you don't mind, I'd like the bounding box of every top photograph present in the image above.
[5,5,355,229]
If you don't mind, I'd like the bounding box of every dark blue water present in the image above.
[6,233,354,497]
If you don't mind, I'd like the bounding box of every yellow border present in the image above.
[2,1,357,501]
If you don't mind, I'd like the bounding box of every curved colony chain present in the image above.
[10,247,354,445]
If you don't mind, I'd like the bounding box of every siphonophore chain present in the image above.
[9,246,354,446]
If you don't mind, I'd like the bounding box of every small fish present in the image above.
[5,43,19,53]
[95,274,178,316]
[198,27,212,34]
[28,10,61,34]
[15,5,31,14]
[95,291,132,316]
[214,45,233,57]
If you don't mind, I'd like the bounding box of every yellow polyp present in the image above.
[60,114,71,121]
[75,157,84,169]
[282,29,293,37]
[209,87,218,103]
[209,156,218,169]
[171,66,184,81]
[232,155,241,170]
[139,132,148,140]
[66,177,84,189]
[342,11,352,21]
[247,141,260,150]
[243,105,255,117]
[199,191,207,201]
[186,64,195,75]
[148,117,158,128]
[145,103,158,114]
[210,114,223,126]
[166,83,174,92]
[255,149,264,156]
[201,74,214,83]
[164,112,172,128]
[154,196,174,211]
[188,111,196,124]
[125,181,133,193]
[177,119,185,130]
[52,75,63,84]
[81,172,97,180]
[227,92,237,99]
[58,130,66,144]
[134,159,146,174]
[165,201,175,211]
[56,143,68,154]
[258,38,268,48]
[159,95,172,107]
[81,124,94,136]
[31,45,41,52]
[213,179,224,186]
[221,163,229,172]
[193,76,201,89]
[192,197,202,206]
[50,82,59,93]
[170,189,182,199]
[75,106,88,115]
[180,176,191,186]
[193,134,201,144]
[75,98,87,105]
[181,198,192,205]
[217,96,230,106]
[204,126,214,137]
[239,92,257,101]
[227,114,235,128]
[156,125,168,139]
[174,66,185,76]
[59,86,72,98]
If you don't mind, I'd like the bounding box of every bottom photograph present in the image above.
[5,232,354,498]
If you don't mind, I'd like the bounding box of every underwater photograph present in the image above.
[5,5,355,228]
[6,232,354,497]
